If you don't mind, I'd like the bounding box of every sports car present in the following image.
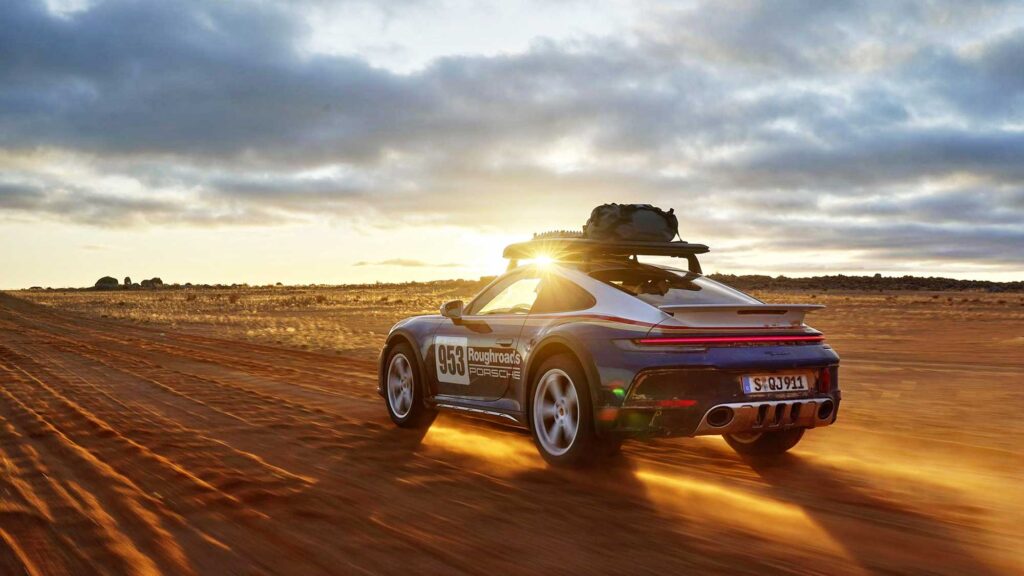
[378,236,841,466]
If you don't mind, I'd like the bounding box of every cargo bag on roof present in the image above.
[583,203,679,242]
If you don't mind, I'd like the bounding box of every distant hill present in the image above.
[320,274,1024,293]
[17,273,1024,293]
[706,273,1024,293]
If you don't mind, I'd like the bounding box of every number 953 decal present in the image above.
[435,336,469,385]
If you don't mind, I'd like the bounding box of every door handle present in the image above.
[496,338,514,347]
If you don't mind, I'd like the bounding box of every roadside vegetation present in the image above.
[14,277,1023,361]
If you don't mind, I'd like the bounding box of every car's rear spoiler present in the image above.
[657,304,825,329]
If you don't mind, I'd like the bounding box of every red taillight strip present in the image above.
[623,398,697,408]
[656,399,697,408]
[636,335,825,345]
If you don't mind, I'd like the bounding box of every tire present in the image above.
[528,354,606,467]
[724,428,805,458]
[384,343,436,428]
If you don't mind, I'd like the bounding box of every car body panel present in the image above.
[431,316,526,400]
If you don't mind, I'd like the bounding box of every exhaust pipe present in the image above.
[706,406,735,428]
[817,399,835,421]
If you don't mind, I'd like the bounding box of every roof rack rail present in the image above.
[503,238,709,273]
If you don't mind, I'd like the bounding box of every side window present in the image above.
[472,277,543,315]
[531,276,596,314]
[466,274,520,315]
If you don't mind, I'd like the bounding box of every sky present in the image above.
[1,0,1022,288]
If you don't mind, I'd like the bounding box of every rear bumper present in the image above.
[692,396,837,436]
[599,360,841,438]
[608,392,840,437]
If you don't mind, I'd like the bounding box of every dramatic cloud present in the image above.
[1,0,1022,277]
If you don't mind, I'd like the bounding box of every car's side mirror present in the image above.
[440,300,464,320]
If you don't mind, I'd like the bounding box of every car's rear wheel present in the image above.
[384,343,435,428]
[724,428,804,458]
[529,354,606,467]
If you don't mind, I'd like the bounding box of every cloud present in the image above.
[353,258,461,267]
[0,0,1022,273]
[0,183,44,209]
[0,179,286,227]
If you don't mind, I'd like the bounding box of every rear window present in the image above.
[589,266,759,307]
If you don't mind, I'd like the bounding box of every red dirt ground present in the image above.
[0,291,1020,575]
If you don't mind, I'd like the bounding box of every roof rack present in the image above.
[503,237,710,273]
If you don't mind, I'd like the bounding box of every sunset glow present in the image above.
[2,0,1022,288]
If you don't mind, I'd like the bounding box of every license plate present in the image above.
[742,373,811,395]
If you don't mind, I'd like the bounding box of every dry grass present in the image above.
[17,281,484,357]
[17,284,1024,369]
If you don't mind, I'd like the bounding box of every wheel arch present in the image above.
[380,330,433,399]
[524,335,602,421]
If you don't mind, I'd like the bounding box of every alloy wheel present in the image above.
[533,368,580,457]
[387,353,415,418]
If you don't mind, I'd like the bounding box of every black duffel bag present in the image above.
[583,204,679,242]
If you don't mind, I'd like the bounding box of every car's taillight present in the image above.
[635,335,824,346]
[624,398,697,409]
[656,399,697,408]
[818,367,832,393]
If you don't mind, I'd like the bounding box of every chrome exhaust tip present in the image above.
[706,406,735,428]
[817,399,835,421]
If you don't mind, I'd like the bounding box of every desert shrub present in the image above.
[94,276,120,290]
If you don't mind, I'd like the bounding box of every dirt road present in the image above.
[0,292,1020,575]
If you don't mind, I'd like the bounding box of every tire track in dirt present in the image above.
[33,329,345,428]
[4,311,371,423]
[0,348,373,573]
[2,302,393,468]
[2,292,1019,575]
[0,361,197,575]
[18,326,385,463]
[2,304,381,401]
[0,418,97,576]
[0,295,477,574]
[1,343,315,497]
[0,326,383,557]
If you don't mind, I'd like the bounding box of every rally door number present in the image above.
[435,336,469,385]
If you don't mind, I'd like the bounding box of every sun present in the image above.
[532,254,555,267]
